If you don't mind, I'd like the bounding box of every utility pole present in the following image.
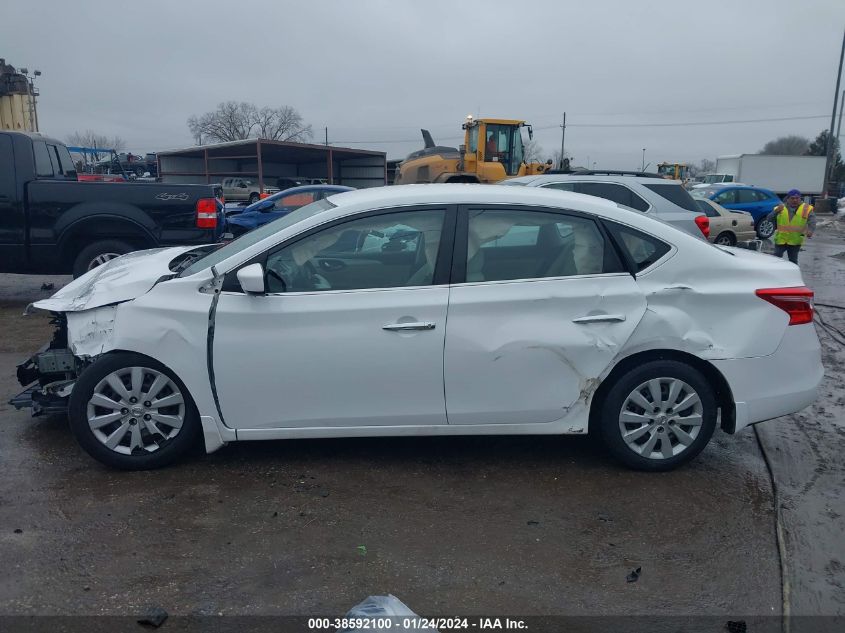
[824,27,845,195]
[559,113,566,169]
[642,148,646,172]
[837,89,845,141]
[325,126,329,146]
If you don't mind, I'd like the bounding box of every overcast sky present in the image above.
[3,0,845,168]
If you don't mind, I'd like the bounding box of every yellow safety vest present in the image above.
[774,203,812,246]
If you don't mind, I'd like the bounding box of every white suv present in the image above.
[503,171,709,238]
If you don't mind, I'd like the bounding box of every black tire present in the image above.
[248,192,260,204]
[755,217,775,240]
[598,360,717,471]
[714,231,736,246]
[72,239,135,278]
[68,352,201,470]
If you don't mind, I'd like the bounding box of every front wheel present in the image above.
[598,360,717,471]
[248,192,260,204]
[756,217,775,240]
[68,352,201,470]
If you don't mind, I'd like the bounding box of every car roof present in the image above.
[269,184,352,197]
[504,174,675,186]
[327,183,641,219]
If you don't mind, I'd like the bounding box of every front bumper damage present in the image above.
[9,315,82,417]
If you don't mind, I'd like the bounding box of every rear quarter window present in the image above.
[643,183,699,212]
[606,222,671,272]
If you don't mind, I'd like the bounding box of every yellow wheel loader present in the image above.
[395,116,552,185]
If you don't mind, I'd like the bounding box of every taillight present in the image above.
[694,215,710,239]
[756,287,814,325]
[196,198,218,229]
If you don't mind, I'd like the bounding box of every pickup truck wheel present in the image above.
[68,352,201,470]
[72,239,135,278]
[248,193,260,204]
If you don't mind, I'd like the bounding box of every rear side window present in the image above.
[54,144,77,178]
[643,183,699,212]
[606,222,671,272]
[695,199,720,218]
[467,209,625,282]
[567,182,650,212]
[33,141,55,178]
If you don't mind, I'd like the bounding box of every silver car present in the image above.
[502,172,708,238]
[221,177,280,204]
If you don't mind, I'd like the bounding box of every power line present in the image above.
[332,113,829,145]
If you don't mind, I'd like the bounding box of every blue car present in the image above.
[691,185,781,239]
[225,185,354,235]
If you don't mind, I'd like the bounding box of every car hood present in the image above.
[33,246,196,313]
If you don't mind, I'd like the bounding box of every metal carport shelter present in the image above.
[157,139,387,190]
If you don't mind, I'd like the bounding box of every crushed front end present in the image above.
[10,314,86,416]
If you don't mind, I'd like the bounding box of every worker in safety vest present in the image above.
[764,188,816,264]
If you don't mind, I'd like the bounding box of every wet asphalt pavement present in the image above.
[0,221,843,623]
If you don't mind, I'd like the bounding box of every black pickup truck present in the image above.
[0,131,224,277]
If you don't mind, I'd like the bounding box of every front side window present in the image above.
[714,189,737,205]
[483,124,522,176]
[263,209,446,293]
[737,189,759,204]
[606,222,671,272]
[466,209,623,283]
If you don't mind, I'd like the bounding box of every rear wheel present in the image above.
[598,360,717,471]
[756,217,775,240]
[72,239,135,278]
[248,192,260,204]
[714,231,736,246]
[68,352,201,470]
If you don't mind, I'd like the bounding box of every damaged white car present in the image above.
[12,184,823,471]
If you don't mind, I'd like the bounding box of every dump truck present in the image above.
[395,116,552,185]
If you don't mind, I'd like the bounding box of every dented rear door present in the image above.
[443,207,647,426]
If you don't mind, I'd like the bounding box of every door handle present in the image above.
[572,314,626,324]
[382,322,436,331]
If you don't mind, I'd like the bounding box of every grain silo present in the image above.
[0,59,38,132]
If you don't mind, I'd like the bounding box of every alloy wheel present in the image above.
[87,253,122,270]
[86,366,185,455]
[757,219,775,239]
[618,377,704,460]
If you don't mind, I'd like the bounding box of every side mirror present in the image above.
[237,263,266,294]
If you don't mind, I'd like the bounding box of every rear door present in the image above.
[0,134,26,267]
[443,205,647,427]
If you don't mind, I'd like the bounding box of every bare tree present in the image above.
[698,158,716,174]
[759,135,810,156]
[66,130,126,159]
[188,101,312,144]
[523,139,544,163]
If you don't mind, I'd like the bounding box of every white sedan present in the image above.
[14,184,822,471]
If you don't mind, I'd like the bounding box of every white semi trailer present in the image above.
[713,154,826,196]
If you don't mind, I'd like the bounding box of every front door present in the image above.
[212,207,453,430]
[444,207,647,426]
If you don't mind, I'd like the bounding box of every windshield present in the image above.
[704,174,731,184]
[484,124,523,176]
[180,197,336,276]
[657,164,675,177]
